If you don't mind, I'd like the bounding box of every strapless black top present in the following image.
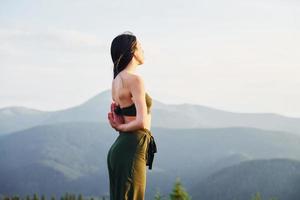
[114,92,152,116]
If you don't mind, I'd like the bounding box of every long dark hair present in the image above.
[110,31,137,79]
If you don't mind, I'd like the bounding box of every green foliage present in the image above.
[33,193,39,200]
[250,192,279,200]
[11,195,20,200]
[149,177,280,200]
[62,192,76,200]
[169,177,192,200]
[251,192,262,200]
[1,190,280,200]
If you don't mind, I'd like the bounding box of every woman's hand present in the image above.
[111,102,125,124]
[108,112,122,131]
[107,102,125,132]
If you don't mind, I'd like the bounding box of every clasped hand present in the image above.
[107,102,125,132]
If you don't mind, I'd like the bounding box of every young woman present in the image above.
[107,31,157,200]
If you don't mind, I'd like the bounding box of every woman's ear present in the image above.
[132,50,142,64]
[132,50,138,61]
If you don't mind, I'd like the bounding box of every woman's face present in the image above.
[133,40,144,65]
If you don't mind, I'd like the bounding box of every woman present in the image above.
[106,31,157,200]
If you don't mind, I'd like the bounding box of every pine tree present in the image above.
[50,195,56,200]
[169,177,192,200]
[33,193,39,200]
[251,192,262,200]
[25,194,31,200]
[41,194,46,200]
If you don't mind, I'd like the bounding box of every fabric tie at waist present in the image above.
[137,128,158,170]
[119,128,157,170]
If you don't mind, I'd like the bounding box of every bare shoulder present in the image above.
[130,74,144,84]
[128,74,145,89]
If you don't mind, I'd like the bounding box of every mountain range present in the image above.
[1,90,300,199]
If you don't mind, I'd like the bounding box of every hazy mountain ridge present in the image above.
[191,158,300,200]
[1,89,300,137]
[0,106,52,136]
[1,121,300,198]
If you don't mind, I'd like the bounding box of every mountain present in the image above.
[0,121,113,197]
[1,89,300,137]
[0,106,51,136]
[1,122,300,198]
[190,158,300,200]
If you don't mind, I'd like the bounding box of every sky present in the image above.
[1,0,300,117]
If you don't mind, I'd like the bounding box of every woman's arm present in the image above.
[117,75,148,132]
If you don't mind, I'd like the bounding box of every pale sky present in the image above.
[1,0,300,117]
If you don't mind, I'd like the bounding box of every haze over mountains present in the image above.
[1,89,300,136]
[1,90,300,200]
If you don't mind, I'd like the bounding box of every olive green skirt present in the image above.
[107,128,153,200]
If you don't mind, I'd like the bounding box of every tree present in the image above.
[251,192,262,200]
[169,177,192,200]
[33,193,39,200]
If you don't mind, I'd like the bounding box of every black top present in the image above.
[114,92,152,116]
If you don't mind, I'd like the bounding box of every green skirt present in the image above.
[107,128,154,200]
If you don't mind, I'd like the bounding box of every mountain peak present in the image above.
[0,106,44,116]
